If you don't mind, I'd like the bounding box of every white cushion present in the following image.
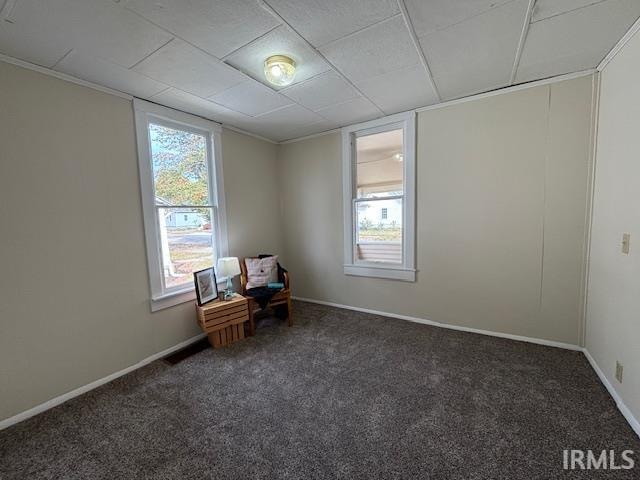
[245,256,278,289]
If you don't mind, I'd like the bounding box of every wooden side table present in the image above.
[196,294,251,348]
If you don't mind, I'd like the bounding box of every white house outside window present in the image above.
[342,112,416,281]
[134,100,228,311]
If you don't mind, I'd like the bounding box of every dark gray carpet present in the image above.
[1,301,639,479]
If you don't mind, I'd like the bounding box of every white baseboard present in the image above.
[293,296,583,351]
[293,296,640,439]
[583,349,640,438]
[0,333,206,431]
[3,301,638,442]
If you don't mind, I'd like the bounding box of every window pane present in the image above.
[149,123,210,206]
[356,198,402,264]
[157,207,215,289]
[356,129,403,199]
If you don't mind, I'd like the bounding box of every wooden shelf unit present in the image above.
[196,294,250,348]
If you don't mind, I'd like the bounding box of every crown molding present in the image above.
[415,69,596,113]
[280,69,596,145]
[279,128,341,144]
[222,124,278,144]
[0,53,596,147]
[0,52,133,100]
[0,53,280,144]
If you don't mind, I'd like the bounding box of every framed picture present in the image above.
[193,267,218,306]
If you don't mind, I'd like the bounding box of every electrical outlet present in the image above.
[622,233,630,254]
[615,361,624,383]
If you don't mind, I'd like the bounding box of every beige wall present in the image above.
[586,29,640,423]
[0,59,598,424]
[278,75,594,346]
[222,128,281,258]
[0,62,281,422]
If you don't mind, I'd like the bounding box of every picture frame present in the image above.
[193,267,218,306]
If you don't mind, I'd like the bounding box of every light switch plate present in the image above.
[622,233,630,254]
[615,361,624,383]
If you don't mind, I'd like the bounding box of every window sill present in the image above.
[150,280,229,312]
[344,264,416,282]
[151,288,196,312]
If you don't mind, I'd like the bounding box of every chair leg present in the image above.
[287,295,293,327]
[248,302,256,336]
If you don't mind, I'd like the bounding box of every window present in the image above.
[342,112,416,281]
[134,99,228,311]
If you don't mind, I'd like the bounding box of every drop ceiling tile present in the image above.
[53,50,168,99]
[254,103,324,124]
[65,2,173,68]
[404,0,513,37]
[316,97,380,126]
[247,123,331,142]
[320,15,420,83]
[133,39,246,98]
[224,104,325,141]
[356,64,439,114]
[274,120,336,142]
[420,0,529,100]
[0,0,173,68]
[209,80,293,116]
[266,0,399,47]
[150,88,252,124]
[124,0,280,59]
[217,115,265,137]
[224,26,331,90]
[0,3,70,67]
[517,0,640,82]
[280,71,360,111]
[532,0,606,22]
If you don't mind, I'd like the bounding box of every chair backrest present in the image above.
[239,257,249,294]
[239,256,290,294]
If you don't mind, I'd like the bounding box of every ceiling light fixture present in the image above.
[393,153,404,161]
[264,55,296,87]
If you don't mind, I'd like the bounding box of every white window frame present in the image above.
[342,111,416,282]
[133,99,229,311]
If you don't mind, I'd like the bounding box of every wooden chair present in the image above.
[240,257,292,336]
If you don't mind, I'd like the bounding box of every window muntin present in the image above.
[342,112,415,282]
[149,123,210,206]
[157,207,215,289]
[354,128,404,264]
[356,129,404,198]
[149,122,217,291]
[134,99,228,310]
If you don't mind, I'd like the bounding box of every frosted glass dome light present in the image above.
[264,55,296,86]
